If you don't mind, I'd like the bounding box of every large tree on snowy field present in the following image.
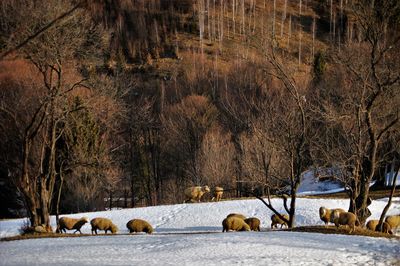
[311,0,400,225]
[0,0,118,229]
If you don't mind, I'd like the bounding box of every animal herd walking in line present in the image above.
[53,186,399,236]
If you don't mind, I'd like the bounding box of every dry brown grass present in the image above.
[286,225,400,239]
[304,189,400,200]
[0,232,134,242]
[3,224,398,242]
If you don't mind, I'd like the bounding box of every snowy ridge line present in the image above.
[1,197,399,238]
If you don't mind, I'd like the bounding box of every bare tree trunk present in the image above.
[377,164,398,232]
[287,15,292,48]
[232,134,244,197]
[109,190,113,210]
[199,0,205,56]
[272,0,276,38]
[312,15,316,59]
[281,0,288,37]
[55,161,65,232]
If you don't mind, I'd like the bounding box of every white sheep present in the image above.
[126,219,154,234]
[271,214,289,229]
[222,216,251,232]
[366,219,392,234]
[245,217,261,231]
[319,207,346,226]
[385,215,400,234]
[211,186,224,201]
[333,210,359,233]
[90,218,118,234]
[56,217,89,234]
[184,185,210,203]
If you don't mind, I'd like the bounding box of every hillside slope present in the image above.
[1,196,399,237]
[0,196,399,265]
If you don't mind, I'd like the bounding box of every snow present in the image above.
[297,168,378,196]
[0,196,399,265]
[297,169,344,195]
[1,232,399,266]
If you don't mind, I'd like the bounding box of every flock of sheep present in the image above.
[57,217,153,235]
[55,209,400,236]
[318,206,400,235]
[53,185,399,236]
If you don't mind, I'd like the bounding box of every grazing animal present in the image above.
[90,218,118,234]
[385,215,400,234]
[319,207,346,226]
[244,217,261,231]
[366,220,392,234]
[57,217,89,234]
[227,213,247,220]
[126,219,154,234]
[333,211,359,233]
[184,186,210,203]
[211,186,224,201]
[222,216,251,232]
[271,214,289,229]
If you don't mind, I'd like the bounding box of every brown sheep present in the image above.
[222,216,251,232]
[271,214,289,229]
[366,220,392,234]
[90,218,118,234]
[211,186,224,201]
[126,219,154,234]
[333,210,360,233]
[319,207,346,226]
[184,186,210,203]
[244,217,261,231]
[57,217,89,234]
[385,215,400,234]
[226,213,247,220]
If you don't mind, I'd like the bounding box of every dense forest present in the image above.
[0,0,399,230]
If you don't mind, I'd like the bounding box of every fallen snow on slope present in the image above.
[0,197,399,265]
[1,197,399,238]
[1,231,399,266]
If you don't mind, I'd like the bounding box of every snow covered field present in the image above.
[1,197,399,265]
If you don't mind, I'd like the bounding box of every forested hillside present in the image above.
[0,0,399,229]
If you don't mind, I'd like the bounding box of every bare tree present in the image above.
[334,0,400,224]
[199,126,235,193]
[262,47,312,228]
[163,95,218,186]
[0,0,111,229]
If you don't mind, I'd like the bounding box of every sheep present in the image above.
[184,185,210,203]
[90,218,118,234]
[222,216,251,232]
[56,217,89,234]
[319,207,346,226]
[385,215,400,234]
[366,219,392,234]
[211,186,223,201]
[271,214,289,229]
[332,210,360,233]
[211,186,224,201]
[227,213,247,220]
[126,219,154,234]
[244,217,261,231]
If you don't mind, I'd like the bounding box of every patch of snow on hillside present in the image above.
[297,168,377,196]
